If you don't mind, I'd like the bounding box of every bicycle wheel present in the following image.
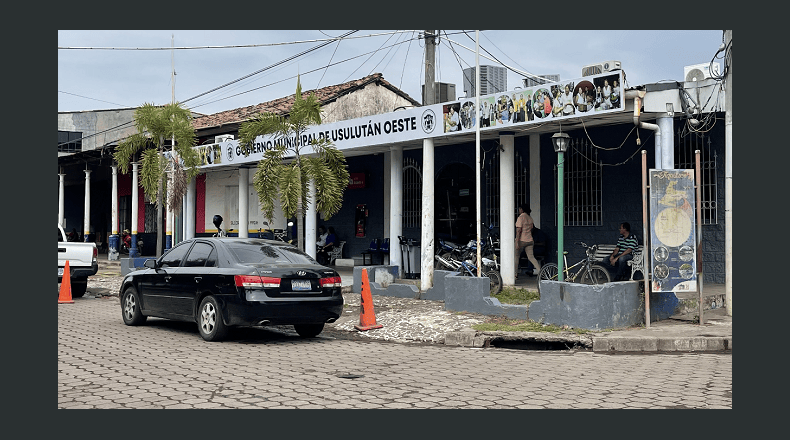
[484,270,503,295]
[579,264,612,285]
[538,263,558,281]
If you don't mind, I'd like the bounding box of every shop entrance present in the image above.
[435,163,476,243]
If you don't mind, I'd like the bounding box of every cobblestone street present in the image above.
[58,297,731,409]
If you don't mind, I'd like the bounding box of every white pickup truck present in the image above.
[58,224,98,298]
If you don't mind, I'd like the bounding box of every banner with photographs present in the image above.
[649,169,697,293]
[193,71,624,169]
[443,71,624,133]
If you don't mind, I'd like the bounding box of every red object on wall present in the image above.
[348,173,366,189]
[196,174,206,234]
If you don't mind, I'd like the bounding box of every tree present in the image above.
[238,77,349,252]
[114,102,200,257]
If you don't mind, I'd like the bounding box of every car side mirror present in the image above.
[144,259,157,269]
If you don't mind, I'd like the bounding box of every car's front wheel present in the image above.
[198,296,228,342]
[294,323,324,338]
[121,286,146,325]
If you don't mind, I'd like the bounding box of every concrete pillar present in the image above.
[384,152,391,240]
[239,167,249,238]
[389,146,403,277]
[83,169,91,242]
[186,176,196,240]
[58,171,65,228]
[109,166,120,260]
[658,115,674,169]
[130,163,140,258]
[305,179,317,259]
[499,132,516,285]
[421,138,435,291]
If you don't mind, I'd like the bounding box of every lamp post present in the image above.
[552,132,569,281]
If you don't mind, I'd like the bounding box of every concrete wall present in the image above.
[58,109,138,153]
[529,281,644,330]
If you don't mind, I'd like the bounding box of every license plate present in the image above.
[58,268,64,276]
[291,280,312,291]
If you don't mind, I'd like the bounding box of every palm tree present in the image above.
[238,77,349,251]
[114,102,200,257]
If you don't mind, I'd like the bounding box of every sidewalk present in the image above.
[95,254,731,352]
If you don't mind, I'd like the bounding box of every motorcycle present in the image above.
[119,231,143,255]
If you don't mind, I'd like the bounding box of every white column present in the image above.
[529,134,541,229]
[305,179,317,259]
[383,152,391,241]
[500,132,516,285]
[109,166,120,260]
[83,169,91,242]
[420,138,435,291]
[389,146,403,277]
[186,176,196,240]
[131,163,140,257]
[239,167,249,238]
[658,115,674,169]
[58,171,65,227]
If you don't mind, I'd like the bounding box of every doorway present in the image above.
[435,163,476,243]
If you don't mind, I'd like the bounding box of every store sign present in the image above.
[348,173,366,189]
[649,169,697,293]
[194,71,624,169]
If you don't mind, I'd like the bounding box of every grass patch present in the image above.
[492,286,540,305]
[472,315,591,334]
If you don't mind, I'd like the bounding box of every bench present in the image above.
[361,238,389,265]
[591,244,645,281]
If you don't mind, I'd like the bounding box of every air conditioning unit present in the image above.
[581,60,621,77]
[214,134,234,143]
[684,63,720,82]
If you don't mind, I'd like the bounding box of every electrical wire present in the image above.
[58,90,129,108]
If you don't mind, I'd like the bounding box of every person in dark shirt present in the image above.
[609,222,639,281]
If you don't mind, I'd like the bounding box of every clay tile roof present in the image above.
[193,73,421,131]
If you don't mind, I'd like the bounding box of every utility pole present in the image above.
[420,30,437,291]
[424,30,436,105]
[724,30,732,316]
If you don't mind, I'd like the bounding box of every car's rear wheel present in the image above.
[71,280,87,298]
[294,323,324,338]
[198,296,228,342]
[121,286,146,325]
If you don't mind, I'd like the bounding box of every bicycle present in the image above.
[538,242,611,289]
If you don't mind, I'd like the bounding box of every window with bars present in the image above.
[553,138,602,226]
[58,130,82,153]
[674,130,718,225]
[403,157,422,228]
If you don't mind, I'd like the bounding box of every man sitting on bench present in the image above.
[608,222,638,281]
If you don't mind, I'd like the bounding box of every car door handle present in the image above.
[165,276,172,282]
[194,277,202,283]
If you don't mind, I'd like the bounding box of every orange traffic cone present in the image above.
[58,260,74,304]
[354,268,383,331]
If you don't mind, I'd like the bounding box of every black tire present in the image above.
[198,296,228,342]
[121,286,147,325]
[294,323,324,338]
[71,280,88,298]
[484,270,503,295]
[579,264,612,285]
[538,263,559,281]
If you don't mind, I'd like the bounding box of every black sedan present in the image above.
[119,238,344,341]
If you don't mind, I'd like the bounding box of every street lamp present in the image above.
[552,132,569,281]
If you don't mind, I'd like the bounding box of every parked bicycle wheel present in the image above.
[538,263,559,281]
[485,270,503,295]
[578,264,611,285]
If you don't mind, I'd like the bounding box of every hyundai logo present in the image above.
[296,270,307,276]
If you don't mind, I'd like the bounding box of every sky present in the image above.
[58,30,725,116]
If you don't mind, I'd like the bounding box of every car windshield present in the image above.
[227,242,318,265]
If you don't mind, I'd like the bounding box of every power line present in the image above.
[181,30,359,105]
[58,90,129,108]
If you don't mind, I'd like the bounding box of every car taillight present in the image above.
[235,275,280,288]
[320,276,342,288]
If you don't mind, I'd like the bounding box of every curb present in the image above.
[444,330,731,353]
